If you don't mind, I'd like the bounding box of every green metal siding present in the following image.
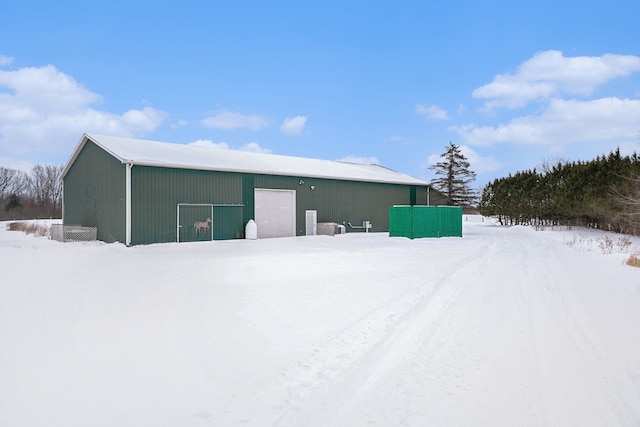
[389,205,463,238]
[410,186,417,205]
[242,174,255,227]
[130,166,243,245]
[436,206,463,237]
[389,206,414,237]
[64,140,443,245]
[426,187,450,206]
[63,141,126,243]
[412,206,445,238]
[254,175,424,235]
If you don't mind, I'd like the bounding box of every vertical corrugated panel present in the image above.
[63,140,126,243]
[131,166,243,244]
[389,205,463,238]
[389,206,414,238]
[416,186,428,205]
[412,206,442,238]
[213,205,244,240]
[438,206,463,237]
[179,205,213,242]
[242,174,255,226]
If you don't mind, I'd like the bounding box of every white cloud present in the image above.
[386,135,414,145]
[201,110,269,130]
[387,135,423,146]
[458,145,504,174]
[171,119,189,129]
[336,155,380,165]
[0,62,167,158]
[0,65,101,114]
[1,106,166,156]
[188,139,230,150]
[280,116,307,135]
[415,104,449,120]
[455,97,640,147]
[473,79,556,110]
[238,142,272,153]
[473,50,640,109]
[121,107,166,133]
[0,55,14,66]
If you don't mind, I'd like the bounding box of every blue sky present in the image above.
[1,0,639,188]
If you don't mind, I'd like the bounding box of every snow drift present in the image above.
[1,217,639,426]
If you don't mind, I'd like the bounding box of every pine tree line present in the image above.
[478,149,640,235]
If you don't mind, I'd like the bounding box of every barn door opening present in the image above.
[178,204,213,242]
[177,203,245,243]
[254,189,296,238]
[211,205,245,240]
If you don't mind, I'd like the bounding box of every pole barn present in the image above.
[61,134,450,245]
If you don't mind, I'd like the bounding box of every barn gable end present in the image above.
[63,139,126,243]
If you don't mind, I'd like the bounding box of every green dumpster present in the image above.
[389,205,462,238]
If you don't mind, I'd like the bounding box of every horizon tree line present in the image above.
[4,146,640,237]
[478,148,640,235]
[0,164,63,220]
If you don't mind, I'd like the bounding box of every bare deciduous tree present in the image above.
[612,174,640,234]
[26,164,63,210]
[1,164,63,219]
[0,167,26,199]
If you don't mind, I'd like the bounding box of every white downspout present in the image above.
[126,162,132,246]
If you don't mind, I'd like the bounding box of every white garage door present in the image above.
[254,189,296,238]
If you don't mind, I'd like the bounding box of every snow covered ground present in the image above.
[1,217,639,426]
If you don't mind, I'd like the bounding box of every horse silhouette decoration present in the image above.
[194,217,212,235]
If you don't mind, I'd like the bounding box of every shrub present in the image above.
[626,253,640,268]
[616,236,633,252]
[597,236,614,254]
[7,221,49,237]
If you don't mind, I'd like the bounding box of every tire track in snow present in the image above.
[514,237,554,426]
[271,239,492,426]
[484,228,640,426]
[518,231,640,426]
[273,226,640,426]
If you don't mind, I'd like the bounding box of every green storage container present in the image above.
[389,205,462,238]
[389,205,414,237]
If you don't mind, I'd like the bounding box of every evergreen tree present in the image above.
[5,193,21,212]
[477,147,640,235]
[429,142,477,206]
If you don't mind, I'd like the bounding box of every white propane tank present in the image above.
[245,219,257,240]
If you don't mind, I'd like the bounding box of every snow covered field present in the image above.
[1,217,640,426]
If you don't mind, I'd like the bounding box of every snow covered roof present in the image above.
[62,133,428,186]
